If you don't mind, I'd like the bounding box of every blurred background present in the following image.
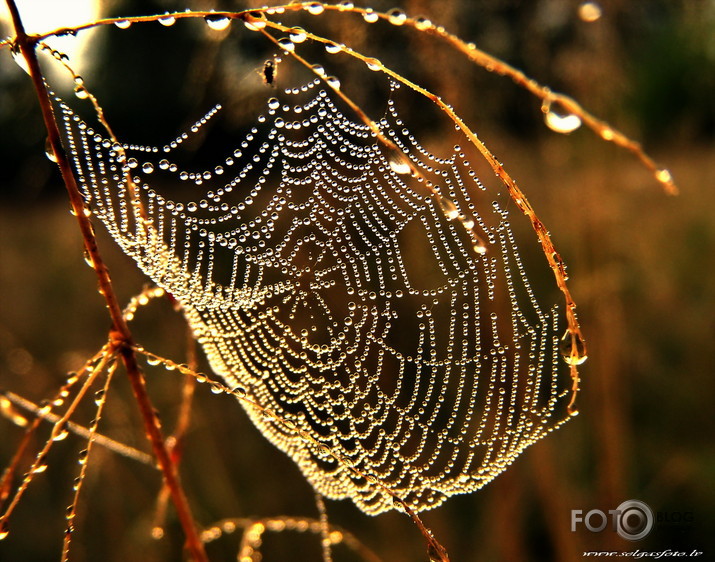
[0,0,713,560]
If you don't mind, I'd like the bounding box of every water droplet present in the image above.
[83,249,95,268]
[142,162,154,174]
[415,16,432,30]
[158,13,175,26]
[205,14,231,31]
[74,85,89,100]
[94,389,105,406]
[325,42,343,54]
[289,27,308,43]
[543,101,582,134]
[655,168,672,184]
[362,9,379,23]
[439,197,460,220]
[45,137,57,162]
[267,97,280,110]
[0,521,9,540]
[326,76,341,90]
[53,422,69,441]
[365,57,381,71]
[306,2,325,15]
[32,462,48,474]
[311,64,326,77]
[387,148,414,175]
[231,386,247,398]
[114,19,131,29]
[158,159,170,170]
[243,12,267,30]
[78,449,89,465]
[338,0,354,9]
[387,8,407,25]
[559,330,588,365]
[151,526,165,539]
[277,37,295,52]
[578,2,602,22]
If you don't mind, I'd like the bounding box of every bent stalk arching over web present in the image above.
[1,1,678,559]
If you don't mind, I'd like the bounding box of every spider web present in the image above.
[49,20,575,515]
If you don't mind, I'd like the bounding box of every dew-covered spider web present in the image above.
[45,10,580,515]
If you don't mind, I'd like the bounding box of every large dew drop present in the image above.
[158,13,176,26]
[543,101,582,134]
[205,14,231,31]
[559,330,588,366]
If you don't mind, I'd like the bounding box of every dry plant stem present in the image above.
[152,325,198,536]
[61,360,118,562]
[4,2,207,560]
[22,5,678,197]
[0,416,41,512]
[311,3,679,196]
[0,344,110,515]
[139,345,452,560]
[0,345,112,525]
[0,390,154,465]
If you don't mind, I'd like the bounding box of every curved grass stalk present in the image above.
[3,1,208,559]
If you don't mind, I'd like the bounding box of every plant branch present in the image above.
[3,1,207,559]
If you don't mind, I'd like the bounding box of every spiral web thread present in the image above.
[46,7,581,515]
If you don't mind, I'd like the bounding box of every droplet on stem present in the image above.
[559,329,588,365]
[387,8,407,26]
[114,19,131,29]
[289,27,308,43]
[415,16,432,30]
[83,249,95,268]
[244,12,267,31]
[53,422,70,441]
[325,42,343,54]
[542,100,582,134]
[362,9,379,23]
[158,13,176,27]
[365,57,381,71]
[45,137,58,163]
[655,168,672,184]
[205,13,231,31]
[74,85,89,100]
[277,37,295,52]
[306,2,325,15]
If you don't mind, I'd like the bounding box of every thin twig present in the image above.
[3,2,207,559]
